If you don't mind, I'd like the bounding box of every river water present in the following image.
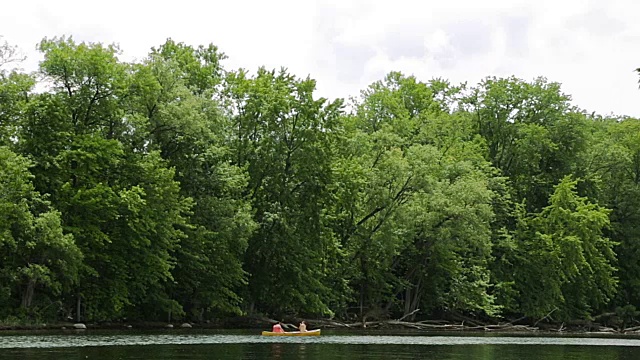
[1,330,640,359]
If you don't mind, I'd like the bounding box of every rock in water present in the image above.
[181,323,192,328]
[73,323,87,330]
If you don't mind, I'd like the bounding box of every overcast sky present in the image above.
[1,0,639,116]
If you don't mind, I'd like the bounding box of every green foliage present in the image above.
[15,37,192,321]
[131,39,255,318]
[463,76,583,212]
[0,147,81,317]
[0,71,34,147]
[1,35,638,325]
[581,118,640,308]
[224,66,344,317]
[511,176,616,320]
[150,38,226,96]
[326,74,500,320]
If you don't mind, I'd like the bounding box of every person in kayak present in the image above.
[272,322,285,333]
[298,321,307,332]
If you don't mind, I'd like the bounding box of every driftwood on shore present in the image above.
[246,312,639,334]
[309,318,539,332]
[300,311,639,334]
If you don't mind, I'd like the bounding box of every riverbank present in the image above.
[2,316,639,335]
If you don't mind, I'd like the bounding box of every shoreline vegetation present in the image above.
[2,35,640,333]
[2,315,640,335]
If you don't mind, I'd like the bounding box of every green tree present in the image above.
[0,71,33,148]
[225,67,343,317]
[463,77,585,212]
[581,117,640,309]
[0,147,81,319]
[128,39,255,318]
[513,176,616,320]
[330,73,499,320]
[18,36,191,321]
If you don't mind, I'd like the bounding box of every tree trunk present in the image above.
[409,278,422,321]
[76,294,82,322]
[21,279,36,308]
[402,278,422,321]
[404,287,412,316]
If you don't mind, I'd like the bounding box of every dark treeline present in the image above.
[1,36,639,326]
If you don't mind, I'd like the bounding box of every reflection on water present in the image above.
[271,343,282,359]
[1,332,640,360]
[2,343,640,360]
[3,332,640,349]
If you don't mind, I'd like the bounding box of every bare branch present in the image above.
[0,37,26,70]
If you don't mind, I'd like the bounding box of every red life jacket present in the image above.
[272,323,284,333]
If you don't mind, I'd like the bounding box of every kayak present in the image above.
[261,329,321,336]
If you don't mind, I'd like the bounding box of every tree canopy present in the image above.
[0,35,637,326]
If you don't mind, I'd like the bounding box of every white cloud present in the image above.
[1,0,639,116]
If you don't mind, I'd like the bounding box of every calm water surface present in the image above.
[2,330,640,359]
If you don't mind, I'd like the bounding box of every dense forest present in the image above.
[1,36,639,327]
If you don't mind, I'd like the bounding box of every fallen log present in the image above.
[623,325,640,332]
[304,318,543,332]
[385,320,461,329]
[417,320,450,325]
[309,319,353,328]
[397,309,420,322]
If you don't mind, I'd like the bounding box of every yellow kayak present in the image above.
[261,329,321,336]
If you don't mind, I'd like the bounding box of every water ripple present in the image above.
[2,334,640,349]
